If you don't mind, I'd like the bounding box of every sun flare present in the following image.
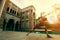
[46,13,58,24]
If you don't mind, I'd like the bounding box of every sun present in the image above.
[46,13,58,24]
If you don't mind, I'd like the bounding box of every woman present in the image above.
[26,17,52,38]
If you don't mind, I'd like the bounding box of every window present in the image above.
[21,21,25,29]
[6,7,20,18]
[11,10,16,15]
[10,9,13,14]
[22,12,25,20]
[25,20,29,29]
[6,7,9,13]
[25,11,29,19]
[12,10,14,15]
[17,13,19,16]
[14,11,16,15]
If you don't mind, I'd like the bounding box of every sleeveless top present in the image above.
[40,21,45,26]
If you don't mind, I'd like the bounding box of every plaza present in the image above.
[0,30,60,40]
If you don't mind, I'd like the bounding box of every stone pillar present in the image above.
[13,22,16,31]
[4,19,8,30]
[0,0,7,18]
[0,0,7,29]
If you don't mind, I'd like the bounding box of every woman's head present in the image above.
[42,17,47,21]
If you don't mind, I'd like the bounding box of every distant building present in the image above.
[0,0,36,31]
[21,5,36,31]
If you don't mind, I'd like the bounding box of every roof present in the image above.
[21,5,36,12]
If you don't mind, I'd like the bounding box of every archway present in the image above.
[6,19,14,31]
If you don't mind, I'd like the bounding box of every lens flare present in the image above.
[46,13,58,24]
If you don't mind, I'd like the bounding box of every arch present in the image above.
[6,19,14,31]
[15,21,19,31]
[6,7,9,13]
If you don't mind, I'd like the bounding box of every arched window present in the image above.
[17,13,19,17]
[12,10,14,15]
[14,11,16,15]
[6,7,9,13]
[10,9,13,14]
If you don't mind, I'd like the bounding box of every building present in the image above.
[0,0,22,31]
[0,0,36,31]
[21,5,36,31]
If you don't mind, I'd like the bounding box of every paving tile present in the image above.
[0,31,60,40]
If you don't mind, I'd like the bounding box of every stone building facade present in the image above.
[0,0,36,31]
[21,5,36,31]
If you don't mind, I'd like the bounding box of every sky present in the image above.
[10,0,60,19]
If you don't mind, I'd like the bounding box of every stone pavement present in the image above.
[0,31,60,40]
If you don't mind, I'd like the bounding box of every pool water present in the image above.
[19,30,60,35]
[33,31,52,34]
